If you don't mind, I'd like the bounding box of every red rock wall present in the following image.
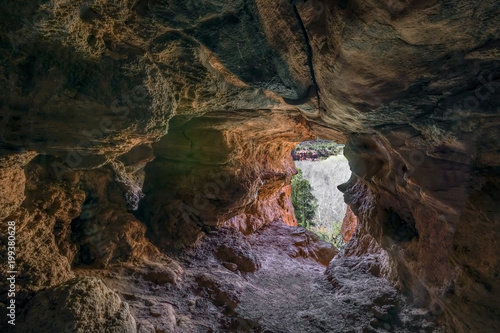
[341,205,358,243]
[0,0,499,332]
[139,112,314,248]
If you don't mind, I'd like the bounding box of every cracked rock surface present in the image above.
[1,0,500,332]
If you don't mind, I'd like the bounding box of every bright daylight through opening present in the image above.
[3,1,499,331]
[290,139,352,249]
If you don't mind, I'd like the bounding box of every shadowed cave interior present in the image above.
[1,0,500,332]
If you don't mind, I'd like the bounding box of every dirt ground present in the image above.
[90,222,443,333]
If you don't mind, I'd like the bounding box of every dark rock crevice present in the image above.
[289,2,320,105]
[1,1,500,332]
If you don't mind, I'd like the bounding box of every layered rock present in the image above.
[138,111,314,249]
[290,1,500,331]
[0,0,499,332]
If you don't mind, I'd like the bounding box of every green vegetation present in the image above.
[291,167,345,248]
[311,223,345,249]
[292,139,344,160]
[292,154,351,249]
[290,169,318,229]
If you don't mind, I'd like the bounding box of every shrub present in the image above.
[293,154,351,249]
[291,168,318,228]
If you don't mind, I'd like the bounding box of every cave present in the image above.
[1,0,500,332]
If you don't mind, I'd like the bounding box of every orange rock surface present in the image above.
[0,0,499,332]
[341,205,358,243]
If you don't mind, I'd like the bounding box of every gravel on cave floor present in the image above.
[235,230,442,333]
[94,224,443,333]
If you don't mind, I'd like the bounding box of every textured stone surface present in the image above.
[14,277,136,333]
[70,166,160,268]
[139,112,314,249]
[249,221,338,266]
[0,0,499,332]
[0,155,82,306]
[341,205,358,243]
[0,152,36,220]
[93,219,440,332]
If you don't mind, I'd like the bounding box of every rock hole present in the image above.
[290,139,350,249]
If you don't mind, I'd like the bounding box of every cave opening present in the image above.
[2,0,500,331]
[290,139,353,249]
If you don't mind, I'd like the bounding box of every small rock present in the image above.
[363,327,377,333]
[195,274,239,310]
[148,304,176,333]
[223,262,239,272]
[149,303,175,319]
[149,306,162,318]
[216,244,260,273]
[137,320,155,333]
[371,305,391,321]
[176,315,196,331]
[141,266,178,285]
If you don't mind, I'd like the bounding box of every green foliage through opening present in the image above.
[291,155,349,249]
[290,169,318,229]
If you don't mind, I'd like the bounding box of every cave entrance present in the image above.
[290,139,351,249]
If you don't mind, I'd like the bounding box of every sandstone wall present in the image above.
[0,0,499,331]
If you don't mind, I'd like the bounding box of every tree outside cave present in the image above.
[290,169,318,229]
[290,140,350,249]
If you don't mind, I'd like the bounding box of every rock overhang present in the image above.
[0,0,499,332]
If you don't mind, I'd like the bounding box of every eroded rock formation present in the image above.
[1,0,499,332]
[341,205,357,243]
[16,277,137,333]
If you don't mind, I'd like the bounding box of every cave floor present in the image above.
[78,222,443,333]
